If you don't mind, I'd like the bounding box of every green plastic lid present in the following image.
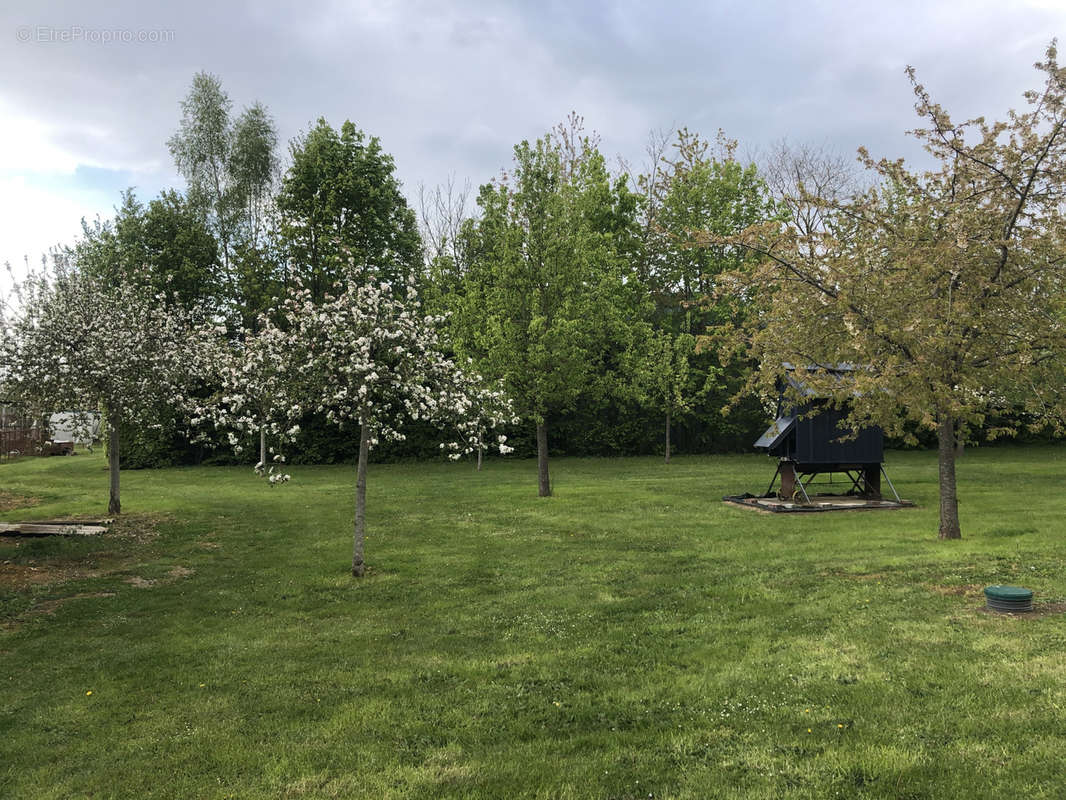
[984,585,1034,601]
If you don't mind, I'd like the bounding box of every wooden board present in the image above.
[0,523,107,536]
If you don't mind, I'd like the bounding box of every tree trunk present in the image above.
[477,445,483,472]
[937,414,961,540]
[536,421,551,497]
[108,423,121,515]
[352,423,370,576]
[664,407,672,465]
[259,427,266,469]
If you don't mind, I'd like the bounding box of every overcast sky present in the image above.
[1,0,1064,278]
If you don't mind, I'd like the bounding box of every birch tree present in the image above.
[168,72,280,321]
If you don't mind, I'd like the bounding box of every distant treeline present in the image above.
[54,73,1052,469]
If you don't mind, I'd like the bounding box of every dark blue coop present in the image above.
[753,365,900,504]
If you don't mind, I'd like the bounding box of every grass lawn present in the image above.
[2,447,1066,798]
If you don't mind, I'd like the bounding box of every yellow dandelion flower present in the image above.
[838,723,844,728]
[807,728,812,733]
[86,690,93,696]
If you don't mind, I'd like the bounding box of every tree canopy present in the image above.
[453,118,643,495]
[721,45,1066,538]
[277,119,422,301]
[0,265,206,512]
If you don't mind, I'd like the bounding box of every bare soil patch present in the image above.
[0,561,113,592]
[927,583,984,597]
[0,514,166,592]
[0,490,41,512]
[107,513,168,542]
[25,592,116,618]
[123,565,195,589]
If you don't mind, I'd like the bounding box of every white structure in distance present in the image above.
[48,411,101,445]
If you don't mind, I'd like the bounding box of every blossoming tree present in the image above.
[240,275,516,576]
[0,265,204,514]
[720,46,1066,539]
[192,317,299,483]
[440,362,515,471]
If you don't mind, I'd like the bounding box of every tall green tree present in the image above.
[168,72,279,320]
[641,129,775,333]
[73,189,219,311]
[276,119,422,301]
[457,117,642,495]
[628,329,713,463]
[724,45,1066,539]
[634,129,775,455]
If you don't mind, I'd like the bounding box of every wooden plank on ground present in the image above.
[0,523,107,536]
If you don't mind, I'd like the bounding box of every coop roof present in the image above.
[780,363,862,399]
[754,414,797,449]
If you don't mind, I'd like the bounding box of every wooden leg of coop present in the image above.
[779,462,797,500]
[862,465,881,499]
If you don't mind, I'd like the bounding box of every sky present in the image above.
[1,0,1064,279]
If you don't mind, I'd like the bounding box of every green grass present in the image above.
[2,447,1066,798]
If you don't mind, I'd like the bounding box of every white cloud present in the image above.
[0,174,110,286]
[0,99,85,173]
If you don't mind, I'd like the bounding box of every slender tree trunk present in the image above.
[476,445,483,472]
[259,427,267,469]
[937,414,961,540]
[353,423,370,577]
[664,407,672,465]
[536,421,551,497]
[108,423,121,515]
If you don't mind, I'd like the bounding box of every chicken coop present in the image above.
[725,365,908,512]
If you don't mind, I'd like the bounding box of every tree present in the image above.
[247,272,514,576]
[418,176,475,311]
[229,102,280,248]
[721,45,1066,539]
[641,129,775,323]
[276,119,422,301]
[441,364,516,471]
[457,117,642,496]
[64,190,221,468]
[628,329,710,463]
[0,264,204,513]
[140,190,222,311]
[635,129,775,455]
[759,139,860,251]
[168,72,279,319]
[192,316,301,472]
[72,189,220,311]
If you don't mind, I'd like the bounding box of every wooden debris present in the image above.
[0,522,108,536]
